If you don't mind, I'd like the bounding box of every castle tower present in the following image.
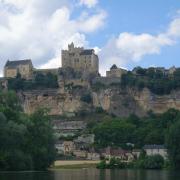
[68,42,74,52]
[61,43,99,74]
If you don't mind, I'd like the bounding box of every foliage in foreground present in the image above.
[135,155,164,169]
[90,109,180,169]
[97,155,164,170]
[0,91,56,171]
[92,109,179,148]
[166,120,180,169]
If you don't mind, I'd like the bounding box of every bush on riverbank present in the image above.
[97,155,164,170]
[0,91,56,171]
[97,158,126,169]
[134,155,164,169]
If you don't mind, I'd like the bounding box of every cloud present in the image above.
[167,18,180,37]
[77,10,107,33]
[79,0,98,8]
[0,0,106,76]
[99,13,180,76]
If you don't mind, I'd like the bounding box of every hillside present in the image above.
[1,66,180,117]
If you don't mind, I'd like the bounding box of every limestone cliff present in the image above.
[92,87,180,116]
[18,88,90,116]
[17,85,180,117]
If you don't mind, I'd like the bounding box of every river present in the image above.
[0,169,180,180]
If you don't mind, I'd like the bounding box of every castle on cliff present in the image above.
[61,42,99,74]
[4,43,100,79]
[3,42,176,81]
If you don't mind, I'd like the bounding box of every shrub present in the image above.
[96,159,106,169]
[135,155,164,169]
[97,158,126,169]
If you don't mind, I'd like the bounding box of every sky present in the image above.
[0,0,180,76]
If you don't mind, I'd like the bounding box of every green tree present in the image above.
[27,108,56,170]
[93,119,136,147]
[143,155,164,169]
[166,120,180,169]
[0,91,56,171]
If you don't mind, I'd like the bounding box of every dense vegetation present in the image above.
[8,72,58,90]
[121,67,180,95]
[92,111,172,148]
[87,109,180,169]
[0,91,56,171]
[166,120,180,169]
[97,154,165,170]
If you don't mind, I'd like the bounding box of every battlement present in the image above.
[61,43,99,74]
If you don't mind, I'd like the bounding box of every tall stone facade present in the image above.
[61,43,99,73]
[4,59,33,79]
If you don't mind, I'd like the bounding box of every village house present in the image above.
[87,152,100,161]
[143,145,168,159]
[132,149,142,159]
[63,141,75,155]
[55,140,64,155]
[74,134,95,151]
[73,150,87,159]
[101,147,134,162]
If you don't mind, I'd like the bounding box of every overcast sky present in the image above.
[0,0,180,76]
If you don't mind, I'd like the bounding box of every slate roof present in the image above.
[80,49,94,55]
[5,59,32,68]
[143,145,166,150]
[110,64,118,70]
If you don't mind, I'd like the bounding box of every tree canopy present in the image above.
[0,91,56,171]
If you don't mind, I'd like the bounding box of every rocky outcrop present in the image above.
[92,88,180,116]
[18,89,89,115]
[133,88,180,114]
[92,88,145,117]
[17,86,180,117]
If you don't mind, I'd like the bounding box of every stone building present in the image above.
[143,145,168,159]
[61,43,99,73]
[4,59,33,79]
[106,64,127,78]
[63,141,75,154]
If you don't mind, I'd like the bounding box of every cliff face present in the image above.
[18,86,180,117]
[18,88,90,116]
[92,88,180,116]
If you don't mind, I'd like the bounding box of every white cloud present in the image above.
[167,18,180,37]
[0,0,106,75]
[79,0,98,8]
[99,13,180,76]
[116,33,173,61]
[77,10,107,33]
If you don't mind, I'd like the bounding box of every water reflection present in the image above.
[0,169,180,180]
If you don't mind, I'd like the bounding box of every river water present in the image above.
[0,169,180,180]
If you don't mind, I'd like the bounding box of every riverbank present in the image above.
[52,160,100,169]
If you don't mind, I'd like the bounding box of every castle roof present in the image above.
[80,49,94,55]
[143,145,166,150]
[5,59,32,68]
[110,64,118,70]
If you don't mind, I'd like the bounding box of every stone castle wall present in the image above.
[61,43,99,73]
